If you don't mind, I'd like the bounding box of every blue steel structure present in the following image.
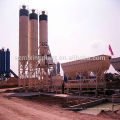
[76,75,80,80]
[64,74,68,82]
[0,48,18,81]
[6,49,10,73]
[19,5,29,16]
[1,49,5,74]
[57,62,60,75]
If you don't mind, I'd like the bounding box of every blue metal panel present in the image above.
[1,49,5,74]
[0,50,2,75]
[76,75,80,80]
[57,62,60,74]
[6,49,10,73]
[29,13,38,20]
[39,14,47,21]
[64,74,68,82]
[20,8,29,16]
[105,73,109,78]
[19,5,29,16]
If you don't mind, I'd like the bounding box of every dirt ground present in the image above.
[0,88,119,120]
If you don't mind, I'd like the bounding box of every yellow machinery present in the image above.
[62,55,110,79]
[61,55,111,92]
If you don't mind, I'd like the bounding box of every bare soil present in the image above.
[0,88,119,120]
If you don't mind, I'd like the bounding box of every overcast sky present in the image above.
[0,0,120,74]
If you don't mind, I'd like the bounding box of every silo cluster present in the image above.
[19,5,49,78]
[19,5,63,91]
[0,49,10,79]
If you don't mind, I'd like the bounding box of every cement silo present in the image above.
[1,49,5,74]
[39,11,48,56]
[38,11,49,81]
[5,49,10,74]
[29,9,38,73]
[19,5,29,75]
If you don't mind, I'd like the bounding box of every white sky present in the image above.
[0,0,120,74]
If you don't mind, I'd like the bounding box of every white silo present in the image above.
[39,11,48,56]
[19,5,29,75]
[29,9,38,75]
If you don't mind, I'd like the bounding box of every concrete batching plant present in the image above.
[19,5,113,95]
[19,5,62,91]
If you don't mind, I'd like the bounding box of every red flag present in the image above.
[109,44,114,56]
